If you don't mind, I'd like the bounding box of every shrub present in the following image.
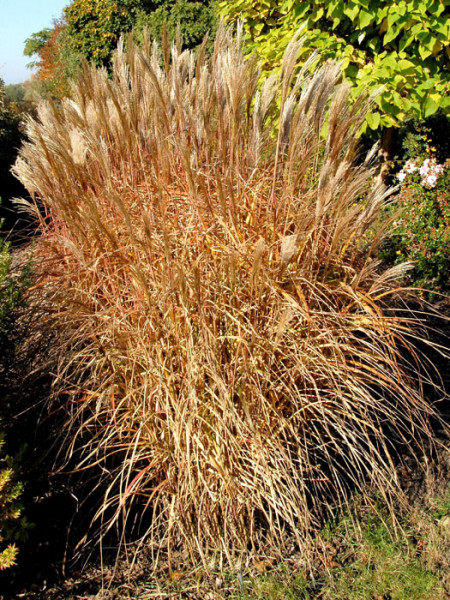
[0,198,31,330]
[0,86,22,195]
[381,157,449,292]
[397,112,450,165]
[0,222,29,571]
[0,237,29,333]
[0,435,23,571]
[0,83,28,233]
[14,27,445,563]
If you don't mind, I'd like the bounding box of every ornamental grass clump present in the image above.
[13,26,445,563]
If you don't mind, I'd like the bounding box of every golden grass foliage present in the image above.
[14,26,445,564]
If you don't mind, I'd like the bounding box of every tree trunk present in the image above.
[377,126,397,185]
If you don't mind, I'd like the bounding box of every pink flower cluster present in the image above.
[397,157,445,188]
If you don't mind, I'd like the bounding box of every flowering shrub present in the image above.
[397,113,450,167]
[383,157,449,292]
[397,157,445,189]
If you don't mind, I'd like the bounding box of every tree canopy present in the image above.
[24,18,78,99]
[3,84,26,104]
[63,0,142,67]
[24,0,216,99]
[219,0,450,130]
[134,0,217,50]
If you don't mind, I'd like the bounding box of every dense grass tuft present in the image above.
[13,26,447,564]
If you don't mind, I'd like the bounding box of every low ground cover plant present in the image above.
[14,27,446,565]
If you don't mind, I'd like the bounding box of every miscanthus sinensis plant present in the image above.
[13,26,446,565]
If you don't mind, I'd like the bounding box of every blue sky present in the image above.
[0,0,69,84]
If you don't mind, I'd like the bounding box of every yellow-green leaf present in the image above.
[366,111,381,130]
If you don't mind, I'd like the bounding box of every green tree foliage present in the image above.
[219,0,450,130]
[25,0,216,97]
[63,0,142,67]
[135,0,217,49]
[3,85,26,104]
[23,28,54,69]
[65,0,216,66]
[24,19,80,100]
